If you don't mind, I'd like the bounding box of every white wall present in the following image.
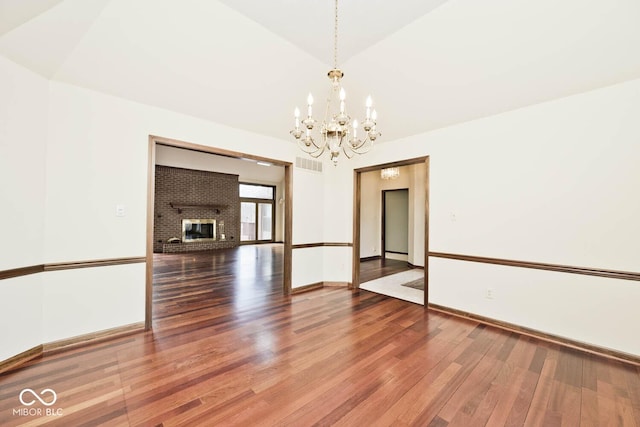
[322,161,353,284]
[0,56,48,270]
[1,64,308,362]
[43,264,146,342]
[292,167,324,288]
[349,78,640,355]
[38,80,297,353]
[3,55,639,364]
[0,56,47,360]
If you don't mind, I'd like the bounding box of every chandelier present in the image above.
[290,0,380,165]
[380,167,400,180]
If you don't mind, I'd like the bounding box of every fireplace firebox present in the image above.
[182,219,216,242]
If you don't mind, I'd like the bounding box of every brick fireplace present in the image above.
[153,165,240,253]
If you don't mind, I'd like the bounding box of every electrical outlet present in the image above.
[485,288,495,299]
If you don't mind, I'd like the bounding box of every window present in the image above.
[240,183,275,243]
[240,184,274,199]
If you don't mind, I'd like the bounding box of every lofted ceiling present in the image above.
[1,0,640,143]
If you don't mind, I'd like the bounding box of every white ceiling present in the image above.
[1,0,640,143]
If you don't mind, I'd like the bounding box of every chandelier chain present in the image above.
[334,0,338,69]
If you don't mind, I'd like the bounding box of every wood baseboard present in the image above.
[43,322,146,355]
[324,281,350,287]
[292,282,324,294]
[360,256,381,262]
[0,345,43,375]
[407,262,424,269]
[291,281,350,294]
[428,303,640,366]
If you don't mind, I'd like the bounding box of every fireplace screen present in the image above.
[182,219,216,242]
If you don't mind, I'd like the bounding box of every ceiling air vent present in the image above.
[295,156,323,173]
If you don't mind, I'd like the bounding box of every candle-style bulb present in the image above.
[294,107,300,118]
[339,88,346,101]
[307,93,313,117]
[372,109,378,121]
[366,96,372,108]
[353,119,358,138]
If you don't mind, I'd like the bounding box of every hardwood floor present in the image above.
[359,257,414,283]
[1,245,639,426]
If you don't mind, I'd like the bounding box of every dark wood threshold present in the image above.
[428,303,640,367]
[360,255,382,262]
[429,251,640,282]
[0,345,43,375]
[43,322,146,355]
[407,262,424,269]
[0,264,44,280]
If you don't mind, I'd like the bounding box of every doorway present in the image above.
[146,135,293,329]
[352,157,429,307]
[382,188,409,261]
[240,183,276,243]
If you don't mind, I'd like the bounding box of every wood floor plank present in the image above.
[0,246,639,426]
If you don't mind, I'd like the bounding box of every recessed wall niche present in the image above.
[153,165,240,253]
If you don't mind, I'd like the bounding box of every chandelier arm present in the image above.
[310,137,324,150]
[297,139,323,155]
[309,144,327,158]
[300,134,325,151]
[347,136,369,151]
[349,138,373,154]
[342,144,355,159]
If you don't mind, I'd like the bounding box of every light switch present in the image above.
[116,204,126,217]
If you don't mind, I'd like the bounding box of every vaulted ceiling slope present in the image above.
[2,0,640,142]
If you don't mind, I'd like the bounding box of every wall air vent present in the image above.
[295,156,323,173]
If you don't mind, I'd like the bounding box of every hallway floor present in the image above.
[360,269,424,305]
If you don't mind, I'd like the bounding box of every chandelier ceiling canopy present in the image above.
[290,0,381,165]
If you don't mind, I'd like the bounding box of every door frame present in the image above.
[352,156,429,307]
[146,135,293,329]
